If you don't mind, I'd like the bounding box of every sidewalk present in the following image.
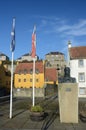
[0,108,86,130]
[0,97,86,130]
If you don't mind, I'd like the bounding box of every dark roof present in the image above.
[17,57,22,60]
[69,46,86,59]
[16,53,30,60]
[0,53,8,57]
[46,52,64,55]
[22,53,30,56]
[16,53,39,60]
[0,53,9,60]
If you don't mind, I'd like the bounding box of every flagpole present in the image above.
[31,25,36,106]
[10,51,14,118]
[9,17,15,119]
[32,58,36,106]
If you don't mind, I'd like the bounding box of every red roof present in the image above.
[15,61,44,74]
[45,68,57,81]
[69,46,86,59]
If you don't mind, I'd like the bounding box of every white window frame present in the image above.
[79,87,86,95]
[78,59,84,67]
[78,72,85,82]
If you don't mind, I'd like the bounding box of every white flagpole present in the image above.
[32,58,36,106]
[31,25,36,106]
[10,51,14,118]
[9,17,15,119]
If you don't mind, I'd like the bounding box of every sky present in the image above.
[0,0,86,60]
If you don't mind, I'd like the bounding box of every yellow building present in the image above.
[14,61,44,88]
[14,60,58,97]
[14,60,58,89]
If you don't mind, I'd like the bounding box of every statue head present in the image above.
[64,67,70,77]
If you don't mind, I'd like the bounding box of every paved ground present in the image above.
[0,96,86,130]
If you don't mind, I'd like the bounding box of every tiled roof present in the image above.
[69,46,86,59]
[45,68,57,81]
[15,61,44,74]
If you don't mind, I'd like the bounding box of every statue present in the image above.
[58,67,76,83]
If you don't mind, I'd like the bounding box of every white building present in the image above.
[68,44,86,98]
[16,53,39,62]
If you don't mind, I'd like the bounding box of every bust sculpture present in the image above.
[58,67,76,83]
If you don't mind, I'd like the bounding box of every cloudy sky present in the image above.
[0,0,86,60]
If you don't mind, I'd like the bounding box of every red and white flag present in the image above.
[31,25,36,58]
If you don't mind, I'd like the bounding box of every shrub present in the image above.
[30,105,44,112]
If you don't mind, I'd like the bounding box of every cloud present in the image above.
[37,16,86,36]
[58,19,86,36]
[31,15,86,37]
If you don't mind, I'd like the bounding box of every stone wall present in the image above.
[13,84,58,98]
[13,88,45,98]
[44,83,58,96]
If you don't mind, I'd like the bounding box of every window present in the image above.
[18,79,21,82]
[36,69,39,74]
[45,77,49,81]
[30,69,33,74]
[36,79,39,82]
[78,59,84,67]
[30,79,32,82]
[24,79,26,82]
[78,73,85,82]
[19,70,22,74]
[79,87,86,95]
[24,69,28,74]
[46,62,51,67]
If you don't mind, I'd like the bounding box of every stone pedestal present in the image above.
[58,83,78,123]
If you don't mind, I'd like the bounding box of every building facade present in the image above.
[16,53,39,62]
[45,52,66,77]
[14,61,58,88]
[14,61,44,88]
[69,45,86,98]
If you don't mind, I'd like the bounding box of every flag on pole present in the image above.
[10,18,15,52]
[9,18,16,119]
[31,25,36,58]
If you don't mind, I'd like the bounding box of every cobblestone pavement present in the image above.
[0,96,86,130]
